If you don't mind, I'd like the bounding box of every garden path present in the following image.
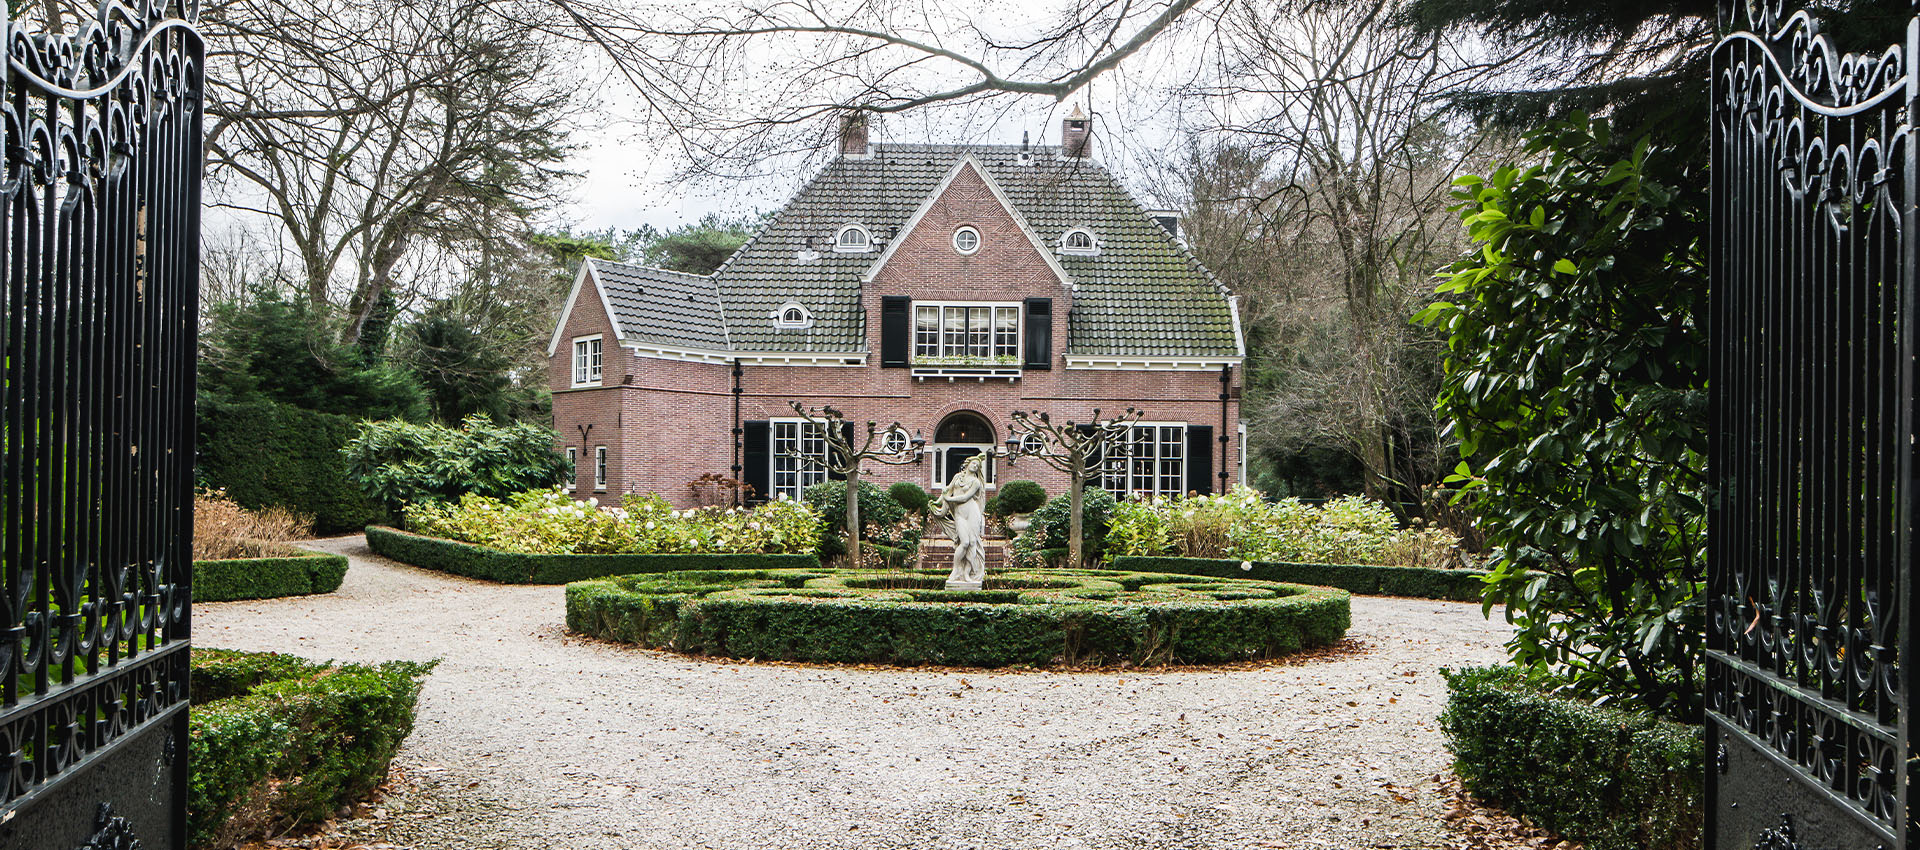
[198,535,1514,850]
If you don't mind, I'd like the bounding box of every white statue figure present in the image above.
[937,453,990,590]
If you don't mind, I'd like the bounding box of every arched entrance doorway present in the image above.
[932,411,996,489]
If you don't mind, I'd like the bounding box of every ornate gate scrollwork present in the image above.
[0,0,202,846]
[1709,1,1912,847]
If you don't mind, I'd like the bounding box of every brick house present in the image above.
[547,112,1246,507]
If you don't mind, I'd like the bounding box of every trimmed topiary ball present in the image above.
[996,480,1046,514]
[888,481,930,515]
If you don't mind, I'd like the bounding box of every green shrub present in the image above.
[1019,487,1116,560]
[996,480,1047,515]
[1418,116,1706,717]
[1440,666,1702,850]
[404,487,821,556]
[342,415,569,512]
[1111,556,1488,601]
[1104,487,1446,565]
[566,567,1350,667]
[888,481,930,515]
[367,525,821,584]
[188,649,434,849]
[804,480,906,558]
[194,551,349,602]
[197,400,389,534]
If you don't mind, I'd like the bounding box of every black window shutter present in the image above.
[1186,425,1214,495]
[1023,298,1052,370]
[1076,423,1102,484]
[743,421,771,504]
[828,422,855,480]
[881,296,911,367]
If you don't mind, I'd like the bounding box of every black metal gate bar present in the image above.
[1709,2,1913,846]
[0,0,201,844]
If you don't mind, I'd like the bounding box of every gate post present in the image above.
[1708,2,1913,846]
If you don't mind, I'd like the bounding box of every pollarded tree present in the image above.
[781,403,925,567]
[1004,409,1141,569]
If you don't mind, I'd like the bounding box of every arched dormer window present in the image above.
[834,224,873,253]
[773,301,813,329]
[1061,228,1099,256]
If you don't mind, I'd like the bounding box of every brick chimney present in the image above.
[1062,105,1092,158]
[838,112,869,157]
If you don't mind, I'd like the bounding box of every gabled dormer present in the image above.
[862,157,1071,379]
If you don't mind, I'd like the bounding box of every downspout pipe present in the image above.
[731,358,744,506]
[1219,365,1232,492]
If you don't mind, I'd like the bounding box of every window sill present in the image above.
[911,365,1022,381]
[569,381,604,389]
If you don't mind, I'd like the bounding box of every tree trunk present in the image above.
[1069,469,1085,569]
[845,466,861,568]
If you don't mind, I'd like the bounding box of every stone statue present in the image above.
[936,453,990,590]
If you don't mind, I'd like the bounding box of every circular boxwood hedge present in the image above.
[565,568,1350,668]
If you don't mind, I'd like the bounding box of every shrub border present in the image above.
[566,567,1351,667]
[188,648,434,848]
[366,525,821,584]
[1110,555,1488,601]
[193,549,349,602]
[1439,666,1703,850]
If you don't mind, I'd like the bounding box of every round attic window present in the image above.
[953,226,981,255]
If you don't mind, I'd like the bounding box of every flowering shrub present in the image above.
[403,487,821,556]
[1102,487,1460,567]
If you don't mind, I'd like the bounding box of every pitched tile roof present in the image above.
[592,144,1240,358]
[592,261,729,351]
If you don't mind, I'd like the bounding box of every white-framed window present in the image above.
[1061,228,1099,255]
[834,224,873,252]
[771,419,831,501]
[571,335,603,387]
[953,226,981,255]
[566,447,579,484]
[912,302,1019,362]
[773,301,813,329]
[594,446,608,491]
[880,427,911,455]
[1101,423,1187,498]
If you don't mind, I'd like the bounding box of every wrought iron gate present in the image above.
[0,1,202,847]
[1709,2,1914,847]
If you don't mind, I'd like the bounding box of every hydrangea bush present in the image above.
[403,487,821,555]
[1102,487,1458,566]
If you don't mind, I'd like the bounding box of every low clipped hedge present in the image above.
[194,550,348,602]
[1110,555,1489,601]
[566,567,1350,667]
[189,648,435,849]
[1440,666,1703,850]
[366,525,821,584]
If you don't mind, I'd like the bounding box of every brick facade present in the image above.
[552,162,1243,508]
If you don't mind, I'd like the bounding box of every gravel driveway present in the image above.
[197,535,1513,850]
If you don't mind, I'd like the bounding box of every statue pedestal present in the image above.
[945,580,983,591]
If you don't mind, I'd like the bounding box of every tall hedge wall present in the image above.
[1440,666,1703,850]
[1110,556,1489,601]
[198,400,388,534]
[365,525,821,584]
